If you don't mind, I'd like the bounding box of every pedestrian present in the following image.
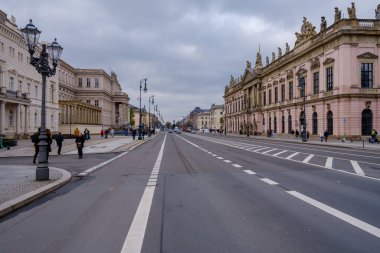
[291,129,295,136]
[32,127,40,164]
[75,132,85,159]
[74,127,80,137]
[110,128,114,138]
[46,129,53,162]
[307,131,310,140]
[324,129,329,142]
[142,129,146,140]
[105,129,109,138]
[83,128,89,140]
[100,129,104,138]
[295,130,299,138]
[320,132,324,142]
[132,128,136,140]
[370,129,377,143]
[55,132,64,155]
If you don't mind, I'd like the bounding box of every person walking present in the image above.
[75,132,85,159]
[295,130,300,138]
[324,129,329,142]
[46,129,53,162]
[56,132,64,155]
[110,128,115,138]
[74,127,80,137]
[132,128,136,140]
[370,129,377,143]
[32,128,40,164]
[320,132,324,142]
[100,129,104,138]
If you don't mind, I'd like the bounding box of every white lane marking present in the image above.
[244,170,256,175]
[217,157,224,159]
[224,160,231,163]
[253,147,269,152]
[262,149,277,154]
[302,154,314,164]
[212,154,218,157]
[78,152,128,176]
[246,146,259,150]
[286,152,299,160]
[261,178,279,185]
[232,164,242,168]
[325,157,333,168]
[121,135,167,253]
[350,160,365,176]
[273,150,287,157]
[287,191,380,239]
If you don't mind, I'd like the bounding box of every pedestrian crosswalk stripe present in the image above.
[325,157,333,168]
[273,150,287,156]
[350,160,365,176]
[286,152,299,159]
[302,154,314,163]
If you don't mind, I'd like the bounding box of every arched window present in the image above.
[288,115,292,133]
[361,109,372,135]
[327,110,333,135]
[312,112,318,135]
[282,115,285,133]
[274,116,277,133]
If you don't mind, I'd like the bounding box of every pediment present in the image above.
[241,68,254,84]
[357,52,378,59]
[296,68,307,76]
[323,58,335,65]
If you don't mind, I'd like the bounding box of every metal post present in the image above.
[138,81,142,140]
[36,73,48,180]
[148,97,151,137]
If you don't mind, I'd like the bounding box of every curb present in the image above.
[0,167,72,218]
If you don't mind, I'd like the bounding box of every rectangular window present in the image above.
[313,72,319,94]
[299,77,305,97]
[95,100,99,106]
[326,67,333,91]
[95,78,99,88]
[269,90,272,104]
[289,82,293,100]
[263,91,266,106]
[9,47,15,57]
[0,42,3,52]
[18,52,23,62]
[8,77,14,91]
[274,87,278,103]
[361,63,373,88]
[281,84,285,102]
[87,78,91,87]
[18,80,22,91]
[35,86,38,99]
[27,83,31,93]
[78,78,82,87]
[86,100,91,104]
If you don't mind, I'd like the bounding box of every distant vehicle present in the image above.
[201,128,209,133]
[168,129,173,133]
[191,130,196,134]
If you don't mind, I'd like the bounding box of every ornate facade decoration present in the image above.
[334,7,341,23]
[320,16,327,32]
[295,17,317,45]
[310,57,321,70]
[347,2,356,19]
[286,70,294,80]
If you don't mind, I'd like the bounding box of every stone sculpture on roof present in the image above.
[320,16,327,32]
[376,4,380,19]
[334,7,341,23]
[347,2,356,19]
[285,43,290,54]
[278,47,282,58]
[295,17,317,45]
[266,56,269,66]
[255,48,263,69]
[246,61,251,69]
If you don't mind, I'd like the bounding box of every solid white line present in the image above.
[243,170,256,175]
[302,154,314,164]
[262,149,277,154]
[286,152,299,160]
[261,178,279,185]
[232,164,242,168]
[78,151,128,176]
[273,150,287,157]
[287,191,380,239]
[325,157,333,168]
[224,160,231,163]
[350,160,365,176]
[121,135,167,253]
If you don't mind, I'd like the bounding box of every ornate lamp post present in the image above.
[297,77,307,142]
[21,20,63,181]
[148,95,154,137]
[138,78,147,140]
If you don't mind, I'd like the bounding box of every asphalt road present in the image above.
[0,133,379,252]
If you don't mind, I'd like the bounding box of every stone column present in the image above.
[16,104,21,134]
[24,105,29,134]
[0,101,5,135]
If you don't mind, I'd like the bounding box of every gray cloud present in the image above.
[2,0,379,122]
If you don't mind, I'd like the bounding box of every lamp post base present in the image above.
[36,166,49,181]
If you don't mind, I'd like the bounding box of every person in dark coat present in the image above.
[56,132,64,155]
[324,129,329,142]
[32,128,41,164]
[132,128,136,140]
[75,132,85,159]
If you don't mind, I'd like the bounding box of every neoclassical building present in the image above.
[224,3,380,138]
[209,104,224,131]
[0,10,130,137]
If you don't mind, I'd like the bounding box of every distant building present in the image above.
[189,107,209,130]
[224,4,380,138]
[209,104,224,131]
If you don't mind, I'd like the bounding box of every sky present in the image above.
[1,0,379,123]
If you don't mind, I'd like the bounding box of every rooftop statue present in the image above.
[278,47,282,58]
[295,17,317,45]
[285,43,290,53]
[266,56,269,66]
[246,61,251,69]
[347,2,356,19]
[255,49,263,69]
[320,16,327,32]
[272,52,275,62]
[376,4,380,19]
[334,7,341,23]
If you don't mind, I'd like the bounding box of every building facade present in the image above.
[224,4,380,138]
[0,10,130,137]
[209,104,224,131]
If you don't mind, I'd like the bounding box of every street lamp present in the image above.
[297,77,307,142]
[138,78,147,140]
[148,95,154,137]
[21,20,63,181]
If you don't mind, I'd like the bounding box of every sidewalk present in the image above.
[0,134,152,218]
[219,133,380,151]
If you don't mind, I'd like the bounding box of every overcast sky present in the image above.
[2,0,379,123]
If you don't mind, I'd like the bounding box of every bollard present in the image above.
[363,140,365,148]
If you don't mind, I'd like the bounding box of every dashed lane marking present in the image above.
[350,160,365,176]
[217,157,224,159]
[232,164,242,168]
[243,170,256,175]
[325,157,333,168]
[261,178,279,185]
[224,160,231,163]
